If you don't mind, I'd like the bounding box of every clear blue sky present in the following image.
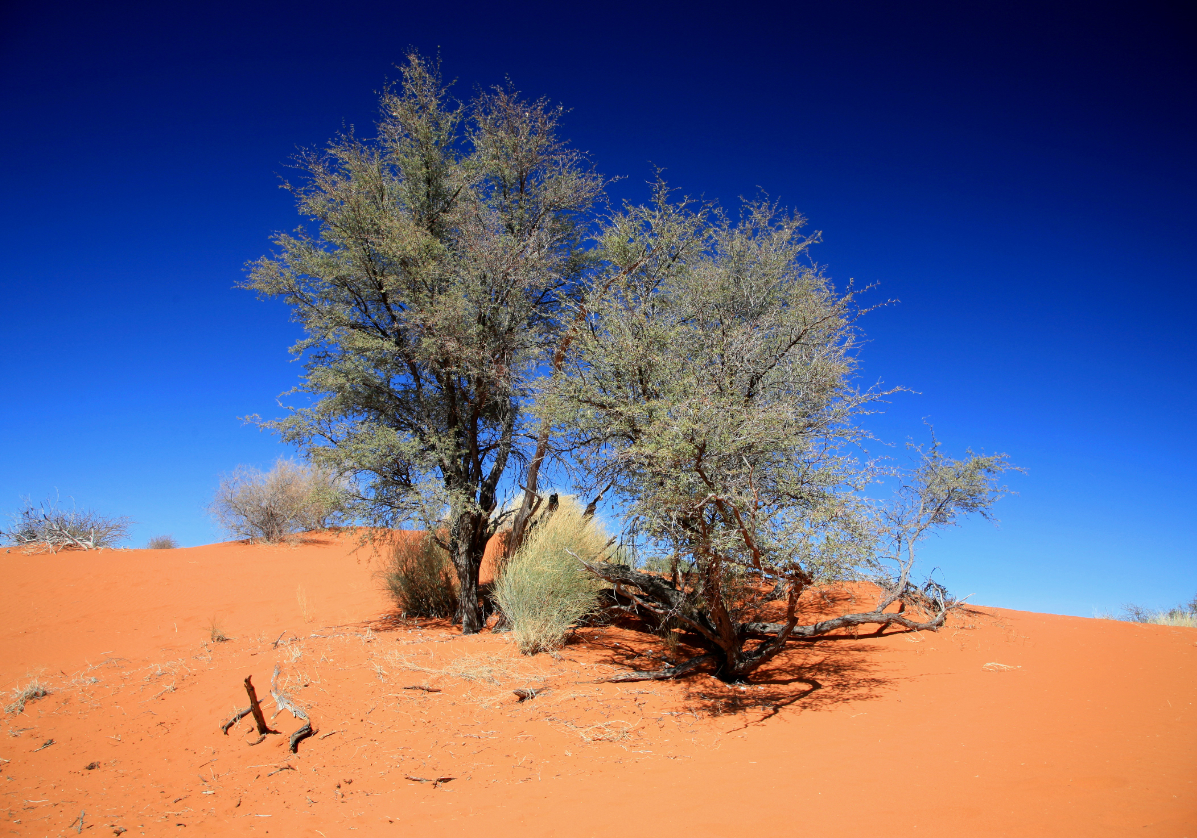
[1,0,1193,617]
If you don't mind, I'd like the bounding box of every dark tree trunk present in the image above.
[450,509,488,634]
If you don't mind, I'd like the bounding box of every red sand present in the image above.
[1,534,1194,836]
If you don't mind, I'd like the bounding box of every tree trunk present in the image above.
[449,509,487,634]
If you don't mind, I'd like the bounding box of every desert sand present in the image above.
[1,533,1193,837]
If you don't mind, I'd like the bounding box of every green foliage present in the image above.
[494,496,610,654]
[539,186,1019,680]
[383,532,457,619]
[208,458,347,544]
[543,189,879,607]
[2,496,131,552]
[242,52,603,631]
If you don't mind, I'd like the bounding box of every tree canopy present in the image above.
[243,54,602,631]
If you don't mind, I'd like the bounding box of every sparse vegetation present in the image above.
[5,677,50,714]
[493,496,610,654]
[208,458,347,543]
[206,615,230,643]
[1,495,131,552]
[539,191,1019,682]
[242,52,602,632]
[383,533,458,619]
[146,534,178,549]
[1106,595,1197,627]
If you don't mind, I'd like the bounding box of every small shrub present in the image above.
[1109,594,1197,627]
[2,496,131,552]
[494,496,610,654]
[209,458,347,543]
[146,534,179,549]
[384,532,457,618]
[5,678,50,714]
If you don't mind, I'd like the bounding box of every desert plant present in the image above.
[384,532,458,618]
[242,52,603,632]
[206,614,230,642]
[146,534,178,549]
[5,677,49,714]
[541,192,1019,682]
[494,496,610,654]
[2,495,131,552]
[1115,595,1197,627]
[209,458,346,543]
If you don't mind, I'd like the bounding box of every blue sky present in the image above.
[1,0,1193,617]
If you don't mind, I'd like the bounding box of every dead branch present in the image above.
[742,606,949,639]
[402,685,442,693]
[289,721,314,753]
[267,764,296,777]
[243,676,279,736]
[220,707,252,735]
[513,688,539,701]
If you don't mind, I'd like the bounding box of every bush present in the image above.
[1,496,131,553]
[494,496,610,654]
[1117,595,1197,627]
[146,534,179,549]
[209,458,347,543]
[383,532,457,618]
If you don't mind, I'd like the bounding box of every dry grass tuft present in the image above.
[206,615,230,643]
[296,585,315,623]
[5,677,50,714]
[494,496,610,654]
[146,534,179,549]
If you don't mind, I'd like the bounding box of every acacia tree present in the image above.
[542,189,1016,681]
[244,54,602,632]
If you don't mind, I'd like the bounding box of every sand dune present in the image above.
[1,535,1193,836]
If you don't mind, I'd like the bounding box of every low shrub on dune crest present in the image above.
[494,496,611,655]
[208,458,347,543]
[1111,595,1197,628]
[146,534,178,549]
[1,496,130,553]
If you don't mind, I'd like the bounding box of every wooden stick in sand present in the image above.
[243,675,279,736]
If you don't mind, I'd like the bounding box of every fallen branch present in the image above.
[243,676,279,736]
[267,764,296,777]
[271,631,287,649]
[513,688,540,701]
[33,739,55,752]
[270,665,315,753]
[220,707,252,735]
[402,685,441,693]
[289,721,314,754]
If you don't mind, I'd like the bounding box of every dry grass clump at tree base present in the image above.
[5,677,50,714]
[383,532,457,619]
[1,496,131,552]
[146,534,178,549]
[209,458,347,544]
[494,496,611,654]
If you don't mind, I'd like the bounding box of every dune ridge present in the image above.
[1,535,1193,836]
